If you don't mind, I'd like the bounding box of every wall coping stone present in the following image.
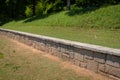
[0,28,120,56]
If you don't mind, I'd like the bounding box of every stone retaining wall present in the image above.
[0,28,120,80]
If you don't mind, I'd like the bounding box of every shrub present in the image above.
[25,6,32,17]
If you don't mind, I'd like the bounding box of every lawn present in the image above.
[1,4,120,49]
[0,36,90,80]
[1,26,120,49]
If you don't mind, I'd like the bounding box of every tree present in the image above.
[67,0,71,10]
[32,0,36,16]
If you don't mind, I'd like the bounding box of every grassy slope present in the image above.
[0,36,90,80]
[1,4,120,48]
[2,4,120,29]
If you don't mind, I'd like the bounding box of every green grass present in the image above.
[1,4,120,49]
[2,4,120,29]
[0,36,90,80]
[2,26,120,49]
[0,53,3,59]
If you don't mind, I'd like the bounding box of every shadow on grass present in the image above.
[66,6,99,16]
[0,17,26,27]
[23,14,49,23]
[0,18,11,26]
[0,14,49,26]
[23,11,62,23]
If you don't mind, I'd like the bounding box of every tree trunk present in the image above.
[32,0,36,16]
[67,0,71,10]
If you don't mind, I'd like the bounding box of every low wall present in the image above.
[0,28,120,80]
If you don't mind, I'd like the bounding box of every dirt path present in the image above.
[0,36,112,80]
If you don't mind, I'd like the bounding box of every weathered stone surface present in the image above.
[80,61,87,68]
[106,55,120,68]
[50,47,59,56]
[87,60,98,72]
[28,40,33,46]
[109,75,120,80]
[35,42,40,50]
[84,50,94,60]
[94,52,106,63]
[37,43,43,51]
[60,47,66,53]
[74,60,80,66]
[69,51,74,59]
[64,50,74,59]
[1,28,120,55]
[66,46,74,58]
[56,52,62,58]
[105,65,120,78]
[69,58,75,64]
[55,43,61,51]
[61,52,70,61]
[1,28,120,80]
[60,43,67,50]
[51,47,56,54]
[46,46,52,53]
[74,52,84,61]
[40,44,46,52]
[54,51,61,58]
[98,70,108,77]
[98,63,105,72]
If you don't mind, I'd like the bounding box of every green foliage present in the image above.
[25,0,63,16]
[25,6,33,17]
[76,0,120,7]
[44,2,53,14]
[35,2,44,14]
[35,0,63,14]
[1,0,120,21]
[35,0,52,14]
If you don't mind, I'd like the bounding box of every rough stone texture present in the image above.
[60,47,66,53]
[74,52,84,61]
[105,65,120,78]
[74,60,80,66]
[98,63,105,72]
[80,61,87,68]
[69,58,75,64]
[106,55,120,68]
[94,52,106,63]
[66,46,74,59]
[109,75,120,80]
[61,53,70,61]
[73,48,85,61]
[0,28,120,80]
[86,60,98,73]
[69,51,74,59]
[84,50,94,60]
[35,42,40,50]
